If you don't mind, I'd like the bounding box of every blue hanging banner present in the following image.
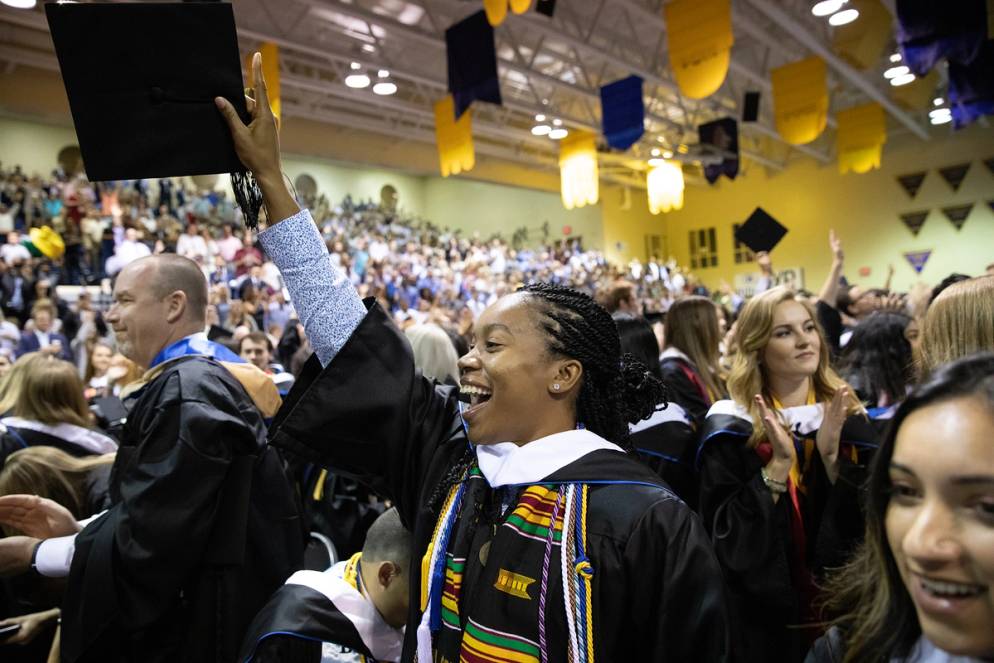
[904,250,932,274]
[446,11,502,119]
[895,0,987,75]
[600,75,644,150]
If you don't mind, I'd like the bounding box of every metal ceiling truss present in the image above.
[0,0,934,192]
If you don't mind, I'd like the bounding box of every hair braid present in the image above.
[520,282,669,449]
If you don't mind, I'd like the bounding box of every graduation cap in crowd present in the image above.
[45,2,264,228]
[735,207,788,253]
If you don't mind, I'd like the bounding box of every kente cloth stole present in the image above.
[418,468,596,663]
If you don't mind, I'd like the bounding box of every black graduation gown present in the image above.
[628,401,699,509]
[269,301,731,662]
[60,356,305,663]
[659,355,713,427]
[697,403,878,663]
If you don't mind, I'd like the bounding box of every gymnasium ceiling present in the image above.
[0,0,953,190]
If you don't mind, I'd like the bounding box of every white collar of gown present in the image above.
[474,428,623,488]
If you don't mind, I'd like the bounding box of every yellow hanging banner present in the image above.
[831,0,892,70]
[664,0,733,99]
[484,0,531,26]
[647,160,685,214]
[434,95,475,177]
[771,56,829,145]
[559,132,599,210]
[836,102,886,174]
[246,43,281,121]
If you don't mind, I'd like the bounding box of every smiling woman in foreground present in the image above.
[812,353,994,663]
[217,53,731,662]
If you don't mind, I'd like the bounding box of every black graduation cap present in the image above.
[735,207,788,253]
[45,2,262,227]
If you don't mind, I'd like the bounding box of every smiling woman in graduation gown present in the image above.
[219,57,729,662]
[697,288,877,663]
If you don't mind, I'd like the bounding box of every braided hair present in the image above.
[519,282,668,448]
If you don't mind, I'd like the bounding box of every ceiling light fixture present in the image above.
[1,0,37,8]
[552,118,563,126]
[929,110,952,125]
[890,72,916,86]
[548,127,569,140]
[883,65,910,79]
[372,81,397,95]
[928,108,951,119]
[531,124,552,136]
[378,69,390,78]
[933,97,944,107]
[828,8,859,25]
[889,53,902,63]
[361,44,376,54]
[662,150,674,159]
[651,148,661,157]
[535,114,546,122]
[345,74,371,89]
[811,0,844,17]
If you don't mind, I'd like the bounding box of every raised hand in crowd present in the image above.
[214,52,298,225]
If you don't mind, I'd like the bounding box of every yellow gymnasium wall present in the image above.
[654,124,994,293]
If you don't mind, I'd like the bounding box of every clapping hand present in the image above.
[816,387,849,483]
[756,395,794,484]
[0,495,81,539]
[0,608,60,645]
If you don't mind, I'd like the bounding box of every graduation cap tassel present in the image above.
[232,171,264,230]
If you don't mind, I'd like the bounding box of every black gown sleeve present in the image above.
[623,497,731,662]
[268,301,465,528]
[697,436,795,612]
[816,301,842,359]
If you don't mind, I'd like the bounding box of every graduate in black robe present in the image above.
[0,255,304,663]
[697,288,877,663]
[240,508,409,663]
[217,57,729,662]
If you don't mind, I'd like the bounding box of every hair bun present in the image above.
[619,353,670,424]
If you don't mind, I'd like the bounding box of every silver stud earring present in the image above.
[553,383,561,391]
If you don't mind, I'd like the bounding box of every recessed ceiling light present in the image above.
[531,125,552,136]
[651,148,661,157]
[929,108,952,119]
[932,97,944,107]
[883,65,910,79]
[828,8,859,25]
[345,74,371,89]
[378,69,390,78]
[890,72,916,87]
[930,114,952,125]
[811,0,844,17]
[662,150,674,159]
[350,62,362,70]
[372,81,397,95]
[535,114,546,122]
[889,53,902,63]
[552,118,563,127]
[548,128,569,140]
